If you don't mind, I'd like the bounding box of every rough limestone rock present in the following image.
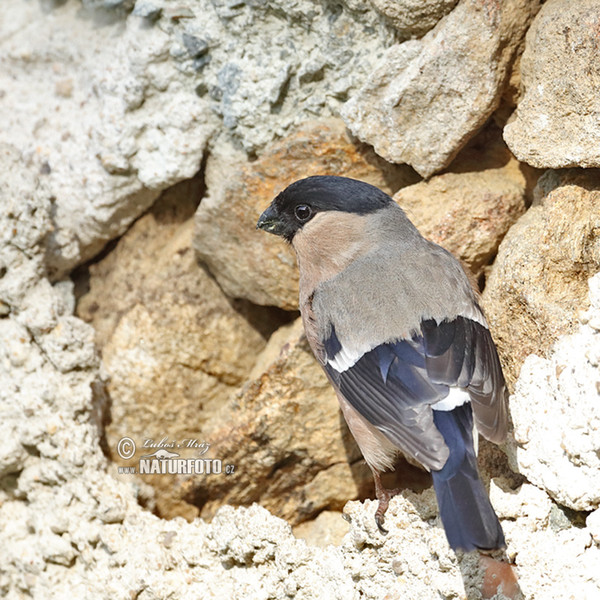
[342,0,540,177]
[0,143,52,313]
[489,480,600,599]
[482,169,600,386]
[194,318,373,525]
[194,119,418,310]
[504,0,600,169]
[1,0,396,277]
[293,510,350,547]
[508,273,600,512]
[77,183,269,520]
[368,0,458,38]
[164,0,396,154]
[394,128,529,280]
[0,0,215,277]
[0,476,580,600]
[3,459,598,600]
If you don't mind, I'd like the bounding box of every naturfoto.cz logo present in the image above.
[115,437,235,476]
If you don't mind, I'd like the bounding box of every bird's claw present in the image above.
[375,514,389,535]
[372,475,401,534]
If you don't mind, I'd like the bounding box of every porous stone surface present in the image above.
[508,273,600,512]
[194,119,418,310]
[368,0,458,37]
[489,480,600,599]
[342,0,540,177]
[168,0,396,154]
[0,0,396,277]
[482,169,600,386]
[0,0,215,278]
[504,0,600,169]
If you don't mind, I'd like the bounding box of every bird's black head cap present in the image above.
[256,175,393,242]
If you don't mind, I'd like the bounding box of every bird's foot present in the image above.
[372,470,401,535]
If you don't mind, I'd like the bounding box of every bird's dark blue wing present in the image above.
[324,316,507,469]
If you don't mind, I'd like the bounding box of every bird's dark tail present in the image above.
[431,403,505,552]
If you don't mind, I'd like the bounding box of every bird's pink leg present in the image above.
[372,469,402,534]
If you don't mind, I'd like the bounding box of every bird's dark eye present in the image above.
[294,204,312,222]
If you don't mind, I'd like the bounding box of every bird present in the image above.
[256,175,507,553]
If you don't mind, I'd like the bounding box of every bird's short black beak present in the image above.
[256,204,283,235]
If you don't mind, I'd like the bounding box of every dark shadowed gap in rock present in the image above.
[443,121,513,174]
[0,471,20,498]
[182,484,211,516]
[39,0,70,13]
[345,130,422,194]
[77,1,135,26]
[269,71,292,115]
[71,238,120,304]
[72,165,207,307]
[549,503,591,531]
[443,119,543,204]
[230,297,299,341]
[91,378,112,461]
[478,254,498,293]
[191,259,299,341]
[477,440,526,490]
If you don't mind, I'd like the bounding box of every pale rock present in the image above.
[368,0,458,37]
[0,1,214,277]
[504,0,600,169]
[40,532,78,566]
[490,479,552,525]
[588,510,600,545]
[482,169,600,386]
[180,0,395,153]
[507,273,600,512]
[36,316,98,374]
[293,510,350,548]
[0,144,52,310]
[490,480,600,600]
[194,120,418,310]
[15,278,73,339]
[0,195,102,495]
[342,0,540,177]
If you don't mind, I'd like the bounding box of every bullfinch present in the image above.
[256,175,507,552]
